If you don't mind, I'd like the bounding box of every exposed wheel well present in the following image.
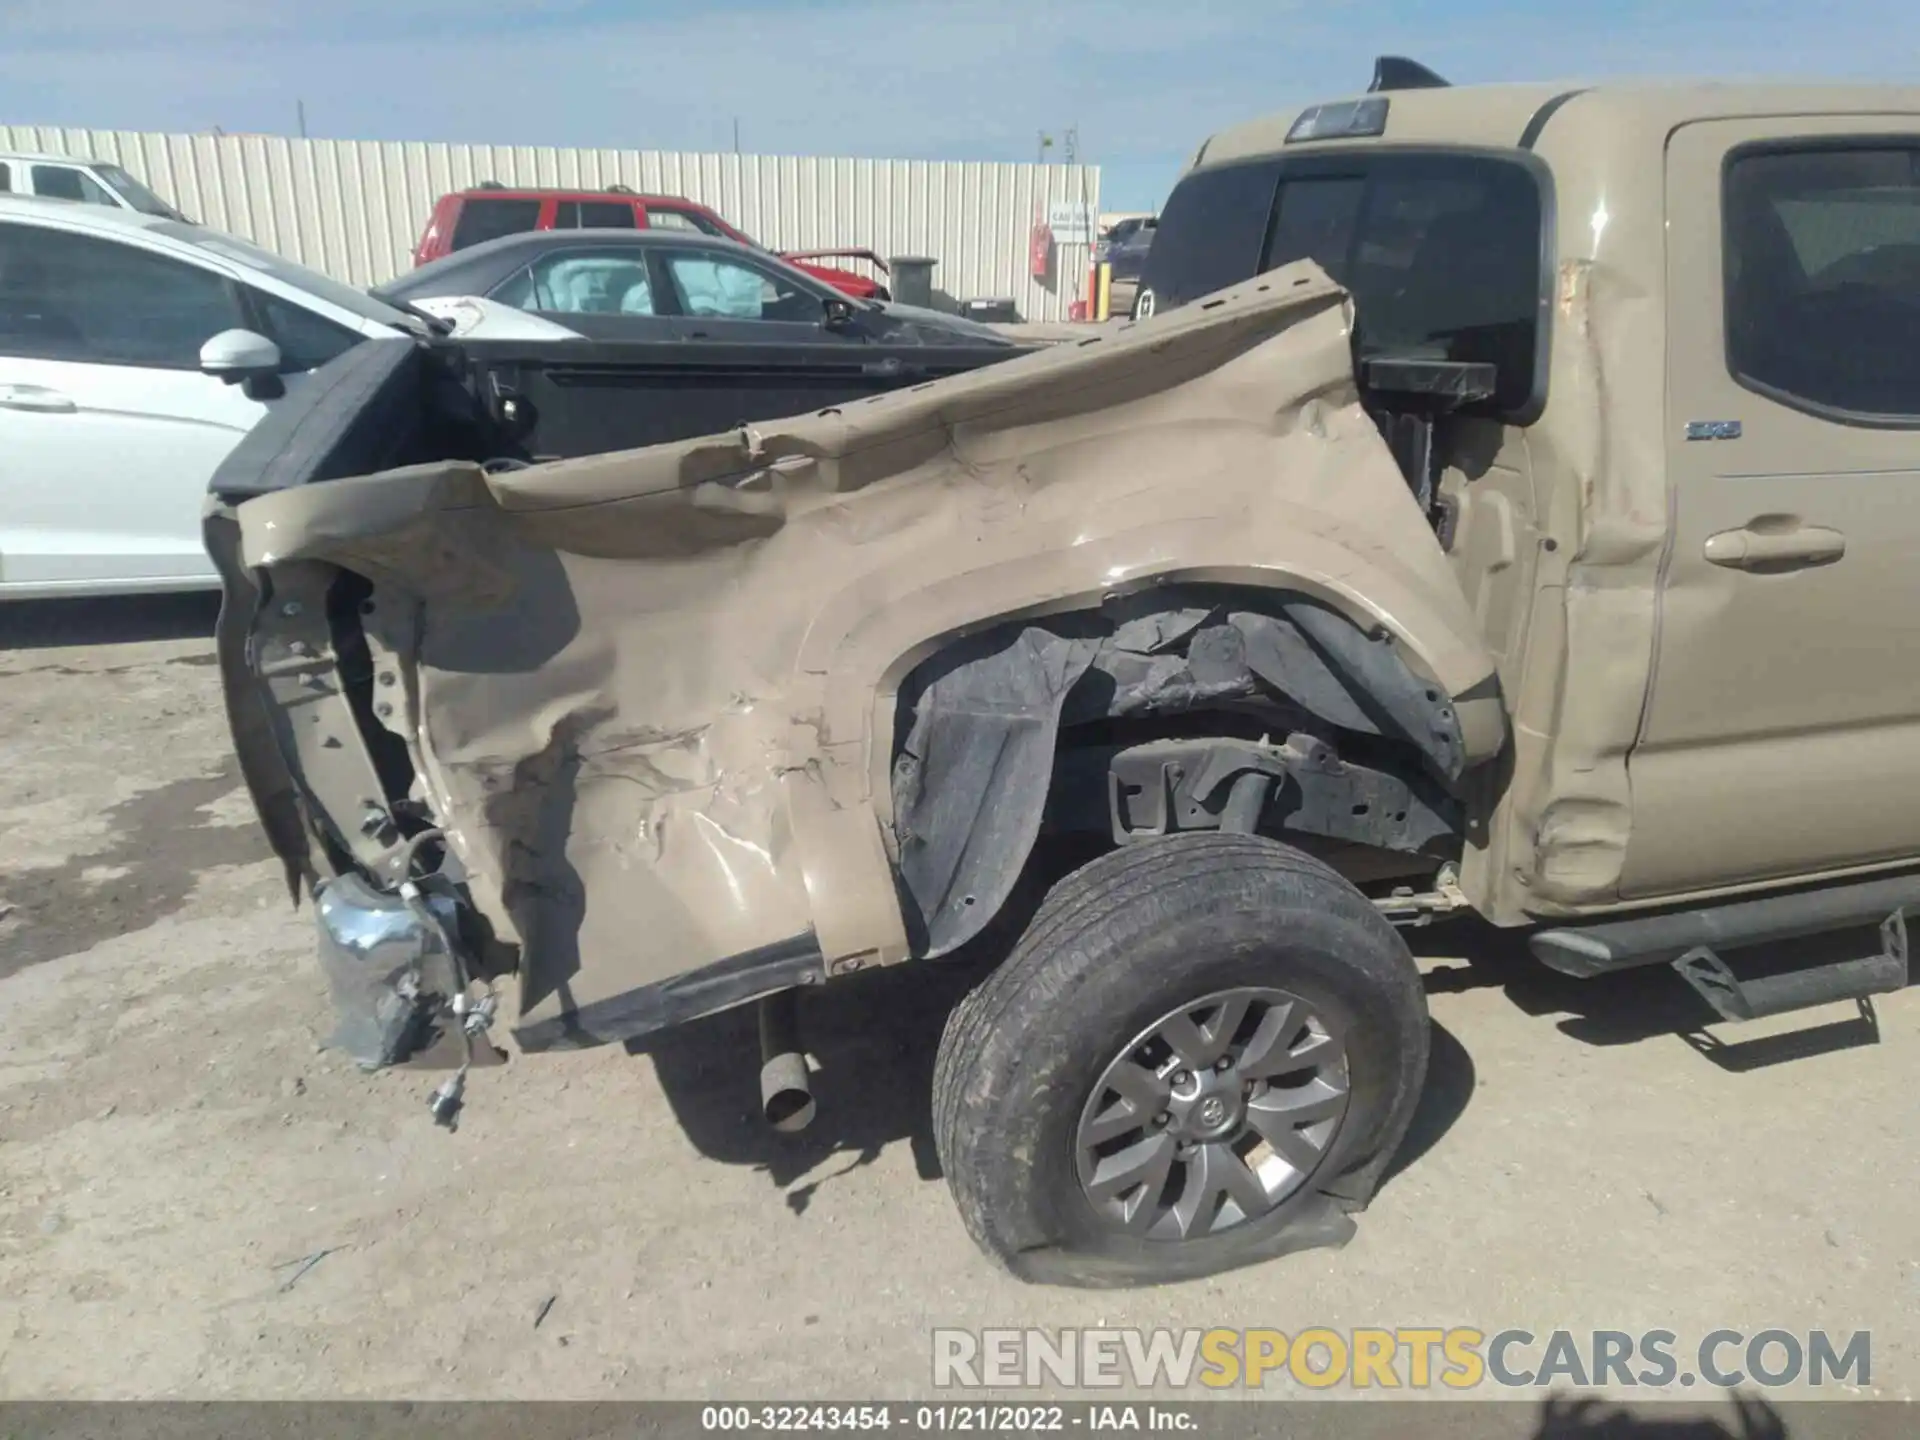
[887,584,1468,958]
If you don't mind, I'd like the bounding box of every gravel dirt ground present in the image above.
[1,596,1916,1414]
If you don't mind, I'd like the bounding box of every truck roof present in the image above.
[1190,79,1920,173]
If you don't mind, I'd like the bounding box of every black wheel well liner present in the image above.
[886,584,1467,958]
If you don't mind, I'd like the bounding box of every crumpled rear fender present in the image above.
[228,262,1501,1046]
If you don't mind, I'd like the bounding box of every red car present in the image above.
[410,185,890,300]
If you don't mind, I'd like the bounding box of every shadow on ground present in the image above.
[633,952,988,1209]
[631,839,1098,1206]
[1413,917,1894,1073]
[637,896,1901,1211]
[637,854,1486,1210]
[0,592,221,655]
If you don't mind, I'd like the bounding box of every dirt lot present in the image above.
[1,596,1917,1409]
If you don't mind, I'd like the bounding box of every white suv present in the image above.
[0,199,578,600]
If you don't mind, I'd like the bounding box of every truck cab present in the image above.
[1139,60,1920,929]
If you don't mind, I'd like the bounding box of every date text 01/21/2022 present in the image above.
[699,1406,1199,1432]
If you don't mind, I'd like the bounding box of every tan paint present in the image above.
[235,265,1498,1027]
[1623,113,1920,895]
[230,78,1920,1034]
[1171,80,1920,923]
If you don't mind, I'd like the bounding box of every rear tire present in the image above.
[932,832,1429,1287]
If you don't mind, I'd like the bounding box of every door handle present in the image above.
[1704,522,1846,571]
[0,385,77,414]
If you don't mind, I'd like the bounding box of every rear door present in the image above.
[0,221,265,592]
[1622,119,1920,896]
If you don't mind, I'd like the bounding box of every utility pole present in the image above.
[296,100,307,139]
[1036,131,1053,165]
[733,117,740,154]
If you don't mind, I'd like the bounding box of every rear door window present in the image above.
[0,163,10,193]
[1724,143,1920,421]
[449,197,542,252]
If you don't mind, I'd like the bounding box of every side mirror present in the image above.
[200,328,285,400]
[823,297,857,329]
[200,328,282,384]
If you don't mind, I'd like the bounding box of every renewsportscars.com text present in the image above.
[931,1327,1871,1391]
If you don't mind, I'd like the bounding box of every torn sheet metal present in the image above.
[889,590,1467,954]
[228,261,1501,1045]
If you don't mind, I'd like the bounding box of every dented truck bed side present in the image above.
[216,263,1504,1047]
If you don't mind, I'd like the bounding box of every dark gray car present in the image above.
[377,229,1015,348]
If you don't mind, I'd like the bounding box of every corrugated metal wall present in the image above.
[1,126,1101,321]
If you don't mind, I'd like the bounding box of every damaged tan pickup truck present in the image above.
[208,63,1920,1288]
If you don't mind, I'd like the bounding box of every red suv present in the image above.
[411,185,890,300]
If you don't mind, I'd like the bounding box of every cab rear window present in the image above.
[1142,151,1547,416]
[1136,159,1280,310]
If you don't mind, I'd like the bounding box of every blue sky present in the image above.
[4,0,1917,212]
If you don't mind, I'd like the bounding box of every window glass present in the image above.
[647,206,725,236]
[554,200,579,229]
[489,264,536,310]
[31,164,118,207]
[1338,158,1542,413]
[1253,156,1542,413]
[1262,175,1365,279]
[0,163,10,193]
[249,287,361,370]
[511,251,655,314]
[93,163,183,218]
[0,224,243,365]
[449,197,542,251]
[579,201,636,229]
[1136,159,1281,310]
[1725,145,1920,420]
[159,223,413,329]
[661,250,822,322]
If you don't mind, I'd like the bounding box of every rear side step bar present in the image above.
[1672,914,1907,1023]
[1531,873,1920,977]
[1531,874,1918,1023]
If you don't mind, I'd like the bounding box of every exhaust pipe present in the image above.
[757,990,815,1133]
